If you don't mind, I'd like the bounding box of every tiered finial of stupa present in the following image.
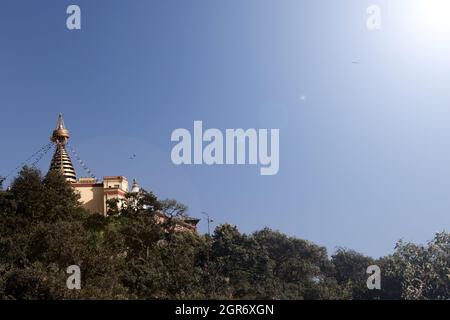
[49,113,77,183]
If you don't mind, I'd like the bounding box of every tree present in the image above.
[331,249,377,300]
[252,228,339,299]
[386,233,450,300]
[0,167,128,299]
[1,166,450,300]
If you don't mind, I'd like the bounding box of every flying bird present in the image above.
[129,154,136,160]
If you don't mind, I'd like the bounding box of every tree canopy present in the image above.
[0,167,449,300]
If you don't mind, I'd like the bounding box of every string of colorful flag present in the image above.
[67,143,97,181]
[0,142,53,185]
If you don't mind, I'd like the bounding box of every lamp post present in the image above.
[201,211,213,236]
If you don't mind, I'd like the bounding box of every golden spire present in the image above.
[49,113,77,183]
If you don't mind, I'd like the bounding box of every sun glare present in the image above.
[416,0,450,33]
[394,0,450,60]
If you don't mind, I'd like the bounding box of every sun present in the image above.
[398,0,450,54]
[416,0,450,33]
[388,0,450,67]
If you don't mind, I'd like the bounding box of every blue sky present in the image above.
[1,0,450,258]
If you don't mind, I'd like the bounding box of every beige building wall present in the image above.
[73,183,105,214]
[72,177,199,232]
[72,176,129,215]
[103,176,129,191]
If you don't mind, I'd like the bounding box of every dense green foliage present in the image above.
[0,167,449,300]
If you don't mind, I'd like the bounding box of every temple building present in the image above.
[48,114,199,232]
